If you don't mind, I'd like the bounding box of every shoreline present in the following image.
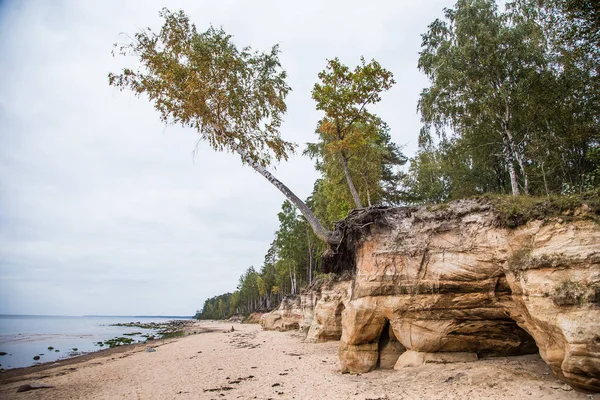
[0,317,199,371]
[0,323,219,385]
[0,321,597,399]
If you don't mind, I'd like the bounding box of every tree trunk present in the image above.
[224,135,339,245]
[507,161,519,196]
[502,99,527,195]
[289,263,296,295]
[504,141,520,196]
[541,162,550,198]
[513,144,529,195]
[293,270,297,295]
[305,224,313,284]
[308,247,313,284]
[341,151,363,208]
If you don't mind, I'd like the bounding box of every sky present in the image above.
[0,0,461,316]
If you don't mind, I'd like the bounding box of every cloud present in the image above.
[0,0,457,315]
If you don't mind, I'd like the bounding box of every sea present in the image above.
[0,315,191,370]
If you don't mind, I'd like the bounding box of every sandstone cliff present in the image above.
[260,296,303,331]
[260,280,351,341]
[332,198,599,392]
[304,280,351,342]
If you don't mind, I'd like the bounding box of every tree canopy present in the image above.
[406,0,599,202]
[109,8,336,244]
[306,121,406,223]
[311,58,396,207]
[109,8,293,167]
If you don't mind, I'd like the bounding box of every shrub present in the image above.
[507,246,532,274]
[553,280,587,306]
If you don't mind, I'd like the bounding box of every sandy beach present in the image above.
[0,321,598,400]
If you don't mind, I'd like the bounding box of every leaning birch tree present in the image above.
[108,9,338,244]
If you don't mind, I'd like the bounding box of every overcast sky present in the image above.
[0,0,461,316]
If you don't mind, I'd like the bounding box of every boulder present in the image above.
[260,296,303,331]
[245,312,264,324]
[228,314,244,323]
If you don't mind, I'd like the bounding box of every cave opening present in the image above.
[377,319,405,369]
[332,302,345,339]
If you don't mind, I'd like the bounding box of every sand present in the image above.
[0,321,598,400]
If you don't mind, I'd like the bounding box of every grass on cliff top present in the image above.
[307,270,354,291]
[479,189,600,228]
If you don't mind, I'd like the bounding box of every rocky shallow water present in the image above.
[0,316,193,369]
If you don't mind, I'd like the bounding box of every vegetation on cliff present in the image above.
[485,190,600,228]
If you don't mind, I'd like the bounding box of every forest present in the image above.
[106,0,599,320]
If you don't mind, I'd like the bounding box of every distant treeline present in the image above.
[196,0,599,320]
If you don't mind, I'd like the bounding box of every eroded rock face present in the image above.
[261,280,351,340]
[260,296,303,331]
[299,290,319,334]
[339,200,600,392]
[304,281,351,343]
[245,312,264,324]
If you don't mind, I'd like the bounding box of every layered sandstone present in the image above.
[244,312,264,324]
[260,280,353,340]
[336,200,600,392]
[303,280,352,343]
[260,296,303,331]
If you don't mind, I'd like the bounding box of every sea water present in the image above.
[0,315,190,369]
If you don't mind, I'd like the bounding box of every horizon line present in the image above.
[0,313,193,318]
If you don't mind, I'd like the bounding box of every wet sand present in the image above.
[0,321,598,399]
